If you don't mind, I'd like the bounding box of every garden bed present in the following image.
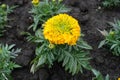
[0,0,120,80]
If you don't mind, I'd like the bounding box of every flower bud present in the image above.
[48,43,55,49]
[109,31,115,35]
[1,4,6,8]
[52,0,56,2]
[59,0,63,2]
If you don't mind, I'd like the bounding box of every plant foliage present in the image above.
[27,0,92,75]
[99,20,120,56]
[27,29,92,75]
[0,4,15,36]
[102,0,120,8]
[92,69,110,80]
[0,44,21,80]
[29,0,71,31]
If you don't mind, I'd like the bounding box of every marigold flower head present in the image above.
[43,14,81,45]
[118,78,120,80]
[32,0,39,6]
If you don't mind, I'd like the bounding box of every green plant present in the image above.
[27,28,92,75]
[29,0,71,31]
[98,20,120,56]
[92,69,110,80]
[0,44,21,80]
[0,4,15,36]
[102,0,120,8]
[27,14,92,75]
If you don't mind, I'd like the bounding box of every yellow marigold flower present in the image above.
[118,78,120,80]
[32,0,39,6]
[43,14,81,45]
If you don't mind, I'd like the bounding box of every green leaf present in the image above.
[92,69,104,80]
[29,0,70,30]
[58,53,64,62]
[72,59,77,75]
[92,69,110,80]
[36,55,46,67]
[110,44,117,50]
[36,43,45,55]
[47,52,54,65]
[0,43,21,80]
[8,44,15,50]
[58,48,91,75]
[98,40,106,48]
[77,40,92,50]
[105,74,110,80]
[13,64,21,68]
[30,64,36,73]
[62,55,69,66]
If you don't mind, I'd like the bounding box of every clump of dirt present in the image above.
[0,0,120,80]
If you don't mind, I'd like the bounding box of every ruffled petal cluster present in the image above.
[43,14,81,45]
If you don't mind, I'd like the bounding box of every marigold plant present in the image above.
[0,4,15,36]
[102,0,120,8]
[99,20,120,56]
[43,14,80,45]
[27,13,92,75]
[0,44,21,80]
[92,69,110,80]
[30,0,70,31]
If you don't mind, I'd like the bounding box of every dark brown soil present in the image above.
[0,0,120,80]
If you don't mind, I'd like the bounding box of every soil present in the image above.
[0,0,120,80]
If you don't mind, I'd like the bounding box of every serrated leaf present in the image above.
[36,43,45,55]
[36,55,46,67]
[62,56,69,66]
[69,57,74,73]
[58,53,64,62]
[77,40,92,50]
[72,59,77,75]
[47,53,54,65]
